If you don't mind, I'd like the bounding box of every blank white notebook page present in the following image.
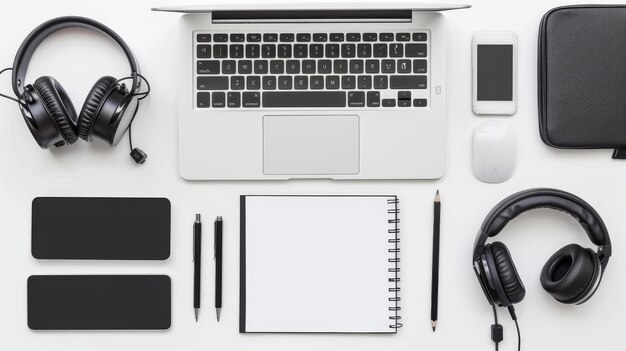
[242,195,398,333]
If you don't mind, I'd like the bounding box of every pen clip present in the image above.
[193,226,196,263]
[213,226,216,260]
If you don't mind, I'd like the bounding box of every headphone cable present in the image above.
[0,68,22,105]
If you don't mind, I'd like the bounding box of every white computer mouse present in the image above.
[472,121,516,183]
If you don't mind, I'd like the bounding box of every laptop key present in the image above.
[297,33,311,42]
[310,44,324,58]
[270,60,284,74]
[213,45,228,58]
[278,76,292,90]
[254,60,268,74]
[262,44,276,58]
[286,60,300,74]
[357,44,372,58]
[398,59,411,73]
[413,59,427,73]
[294,44,308,58]
[302,60,316,74]
[280,33,294,42]
[413,98,427,107]
[214,34,228,42]
[390,75,427,89]
[330,33,344,42]
[246,44,260,58]
[363,33,377,41]
[229,44,244,58]
[333,60,347,74]
[398,99,411,107]
[380,33,394,41]
[373,75,388,89]
[318,60,332,74]
[349,60,364,74]
[246,76,261,90]
[197,60,220,74]
[238,60,252,74]
[227,92,241,107]
[197,92,210,108]
[247,33,262,42]
[197,34,211,42]
[310,76,324,90]
[347,33,361,42]
[389,43,403,57]
[230,34,245,42]
[231,76,245,90]
[197,76,228,90]
[365,60,379,73]
[406,43,427,57]
[313,33,328,42]
[373,44,387,57]
[348,91,365,107]
[197,45,211,58]
[242,92,260,108]
[326,44,339,58]
[342,75,356,89]
[382,99,396,107]
[413,32,427,42]
[264,33,278,42]
[263,76,277,90]
[222,60,236,74]
[294,76,308,90]
[341,44,355,58]
[382,59,395,73]
[396,33,411,41]
[357,76,372,89]
[367,91,380,107]
[398,91,411,100]
[262,92,346,107]
[278,44,292,58]
[326,75,340,89]
[212,92,225,107]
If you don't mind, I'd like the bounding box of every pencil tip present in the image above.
[435,190,440,202]
[195,308,199,322]
[431,321,437,331]
[216,308,221,322]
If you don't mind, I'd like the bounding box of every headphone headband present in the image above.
[473,188,612,263]
[11,16,139,96]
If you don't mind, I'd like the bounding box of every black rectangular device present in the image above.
[477,44,514,101]
[32,197,171,260]
[27,275,171,330]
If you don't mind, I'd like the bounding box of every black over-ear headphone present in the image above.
[473,188,612,350]
[3,16,149,163]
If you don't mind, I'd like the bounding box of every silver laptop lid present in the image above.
[152,2,471,15]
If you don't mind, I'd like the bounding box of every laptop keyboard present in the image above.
[194,31,429,109]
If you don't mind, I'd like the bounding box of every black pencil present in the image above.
[431,190,441,331]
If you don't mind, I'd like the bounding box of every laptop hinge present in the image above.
[211,10,413,24]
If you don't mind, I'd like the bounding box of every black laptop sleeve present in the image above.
[538,5,626,158]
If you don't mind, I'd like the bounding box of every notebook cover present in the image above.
[538,5,626,148]
[239,195,400,333]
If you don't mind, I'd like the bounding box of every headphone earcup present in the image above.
[491,241,526,305]
[540,244,601,304]
[33,76,78,145]
[77,76,117,141]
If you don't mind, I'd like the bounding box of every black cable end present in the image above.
[491,324,503,343]
[130,148,147,164]
[507,306,517,321]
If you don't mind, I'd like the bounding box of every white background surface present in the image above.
[0,0,625,350]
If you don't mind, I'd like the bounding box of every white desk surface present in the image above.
[1,0,625,349]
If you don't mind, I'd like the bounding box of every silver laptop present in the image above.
[153,3,469,180]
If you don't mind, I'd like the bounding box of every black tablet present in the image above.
[28,275,171,330]
[32,197,170,260]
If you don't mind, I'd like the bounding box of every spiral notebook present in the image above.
[240,195,401,333]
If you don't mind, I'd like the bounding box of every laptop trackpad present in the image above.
[263,115,360,175]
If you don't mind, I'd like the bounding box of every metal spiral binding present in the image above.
[387,197,402,329]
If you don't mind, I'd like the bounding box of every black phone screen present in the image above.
[477,44,513,101]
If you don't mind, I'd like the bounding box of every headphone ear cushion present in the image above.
[33,76,78,144]
[77,76,117,141]
[540,244,600,304]
[491,241,526,304]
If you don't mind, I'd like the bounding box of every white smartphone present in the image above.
[472,32,518,115]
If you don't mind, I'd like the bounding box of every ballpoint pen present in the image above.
[215,216,223,322]
[193,214,202,322]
